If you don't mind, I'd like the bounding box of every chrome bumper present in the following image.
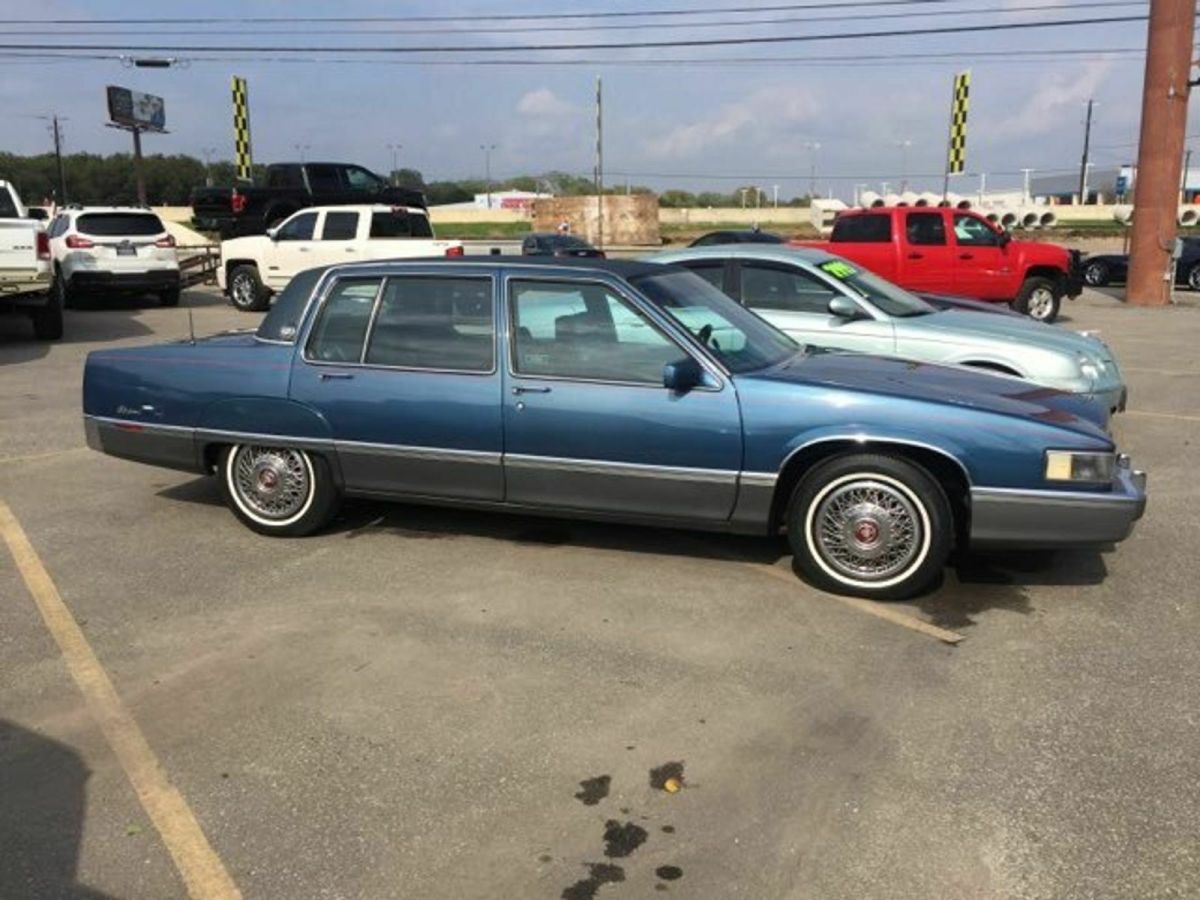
[969,465,1147,548]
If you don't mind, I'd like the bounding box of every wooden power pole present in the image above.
[1127,0,1197,306]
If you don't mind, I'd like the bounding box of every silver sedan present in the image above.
[650,245,1126,414]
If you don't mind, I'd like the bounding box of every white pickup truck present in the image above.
[0,180,59,339]
[217,204,464,311]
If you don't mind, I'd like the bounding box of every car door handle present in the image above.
[511,385,551,394]
[319,371,354,380]
[298,247,311,253]
[959,253,974,260]
[907,252,924,259]
[345,247,356,253]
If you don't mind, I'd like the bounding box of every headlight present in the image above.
[1077,353,1101,380]
[1045,450,1116,483]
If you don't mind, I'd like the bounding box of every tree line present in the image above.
[0,152,811,208]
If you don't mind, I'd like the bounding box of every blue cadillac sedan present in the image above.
[82,259,1146,599]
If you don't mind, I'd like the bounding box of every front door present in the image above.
[263,210,319,290]
[900,210,958,293]
[950,212,1014,300]
[289,270,504,500]
[501,275,743,522]
[731,259,895,355]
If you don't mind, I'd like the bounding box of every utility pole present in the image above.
[480,143,497,208]
[201,147,215,187]
[595,76,604,251]
[1128,0,1195,306]
[1078,99,1095,204]
[51,115,67,205]
[293,143,310,163]
[387,143,402,185]
[805,142,821,198]
[1181,147,1192,201]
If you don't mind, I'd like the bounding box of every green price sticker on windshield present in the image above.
[820,260,858,280]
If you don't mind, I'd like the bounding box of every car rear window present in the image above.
[76,213,165,237]
[0,191,19,218]
[831,214,892,243]
[370,211,434,239]
[256,267,326,343]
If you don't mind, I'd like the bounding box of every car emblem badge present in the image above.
[854,520,879,544]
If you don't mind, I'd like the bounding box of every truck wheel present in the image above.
[1014,276,1061,323]
[786,453,953,600]
[218,445,340,537]
[31,289,64,341]
[228,265,270,312]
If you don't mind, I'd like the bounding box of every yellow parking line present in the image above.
[1124,409,1200,423]
[0,500,242,900]
[0,447,89,465]
[747,562,965,645]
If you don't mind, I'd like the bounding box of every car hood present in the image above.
[902,309,1111,357]
[747,349,1110,436]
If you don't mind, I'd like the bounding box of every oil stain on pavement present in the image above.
[561,862,626,900]
[574,775,611,806]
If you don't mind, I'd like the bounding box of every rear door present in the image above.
[289,269,504,499]
[829,213,898,280]
[310,209,362,268]
[898,210,957,293]
[731,259,894,354]
[950,212,1014,299]
[262,210,319,289]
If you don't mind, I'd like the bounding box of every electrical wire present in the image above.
[0,14,1149,55]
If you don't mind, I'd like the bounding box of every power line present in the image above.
[0,1,1145,37]
[0,14,1149,55]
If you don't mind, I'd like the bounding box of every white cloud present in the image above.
[984,62,1112,138]
[516,88,576,118]
[641,84,820,160]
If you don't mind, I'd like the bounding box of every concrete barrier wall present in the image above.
[534,195,660,246]
[659,207,813,225]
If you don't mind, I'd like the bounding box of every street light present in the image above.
[293,143,311,163]
[804,142,821,199]
[772,184,780,209]
[387,143,403,185]
[896,139,912,192]
[201,146,216,187]
[480,143,497,209]
[740,187,749,209]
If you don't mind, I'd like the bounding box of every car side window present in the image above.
[321,211,359,241]
[510,280,683,384]
[740,263,839,314]
[831,214,891,242]
[364,277,494,372]
[306,278,382,363]
[276,211,317,241]
[953,213,1000,247]
[306,165,341,193]
[677,261,726,293]
[906,212,946,246]
[345,166,383,192]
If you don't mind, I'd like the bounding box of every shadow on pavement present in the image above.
[0,720,116,899]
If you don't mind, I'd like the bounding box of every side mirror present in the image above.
[266,226,279,240]
[999,231,1011,248]
[663,357,704,392]
[828,296,862,320]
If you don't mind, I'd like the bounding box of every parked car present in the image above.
[1082,238,1200,289]
[0,180,57,339]
[192,161,427,238]
[795,207,1082,322]
[47,207,180,308]
[651,245,1127,414]
[521,233,605,258]
[83,258,1146,599]
[690,229,785,247]
[217,204,464,311]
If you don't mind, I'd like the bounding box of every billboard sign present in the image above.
[106,85,166,131]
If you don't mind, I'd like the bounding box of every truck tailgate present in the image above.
[0,220,38,274]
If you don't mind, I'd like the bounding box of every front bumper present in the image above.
[969,464,1146,548]
[1063,250,1084,298]
[68,269,180,294]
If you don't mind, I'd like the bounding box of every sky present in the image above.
[0,0,1176,201]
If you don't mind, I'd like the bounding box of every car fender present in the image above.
[195,398,343,482]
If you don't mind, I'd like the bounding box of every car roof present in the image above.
[291,204,428,215]
[304,256,670,280]
[649,244,839,266]
[65,206,162,216]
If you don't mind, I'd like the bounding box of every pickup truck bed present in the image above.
[0,180,59,339]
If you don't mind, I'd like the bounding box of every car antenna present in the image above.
[187,309,195,345]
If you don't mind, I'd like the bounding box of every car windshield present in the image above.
[814,258,935,317]
[631,269,799,373]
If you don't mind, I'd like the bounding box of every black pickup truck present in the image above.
[192,162,426,238]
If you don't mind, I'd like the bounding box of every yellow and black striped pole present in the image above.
[231,76,253,182]
[943,70,970,199]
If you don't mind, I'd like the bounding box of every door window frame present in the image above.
[729,260,883,321]
[300,272,499,376]
[503,273,725,392]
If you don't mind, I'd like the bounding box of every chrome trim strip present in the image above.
[504,452,737,484]
[777,433,973,487]
[971,485,1136,507]
[89,415,193,435]
[335,440,500,465]
[738,471,778,487]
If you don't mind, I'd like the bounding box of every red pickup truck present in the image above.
[795,206,1082,322]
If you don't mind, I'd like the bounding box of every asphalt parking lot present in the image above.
[1,284,1198,900]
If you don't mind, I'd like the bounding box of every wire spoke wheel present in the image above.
[812,479,922,583]
[231,446,312,522]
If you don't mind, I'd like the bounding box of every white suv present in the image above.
[47,207,181,307]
